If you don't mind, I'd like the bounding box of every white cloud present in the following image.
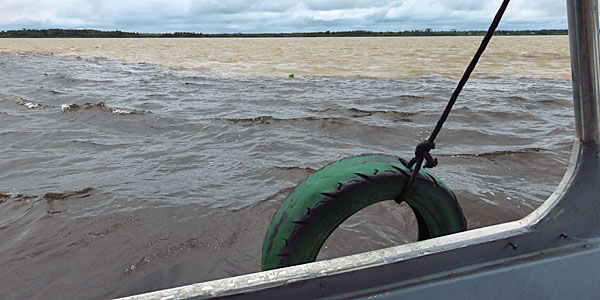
[0,0,571,33]
[293,3,382,22]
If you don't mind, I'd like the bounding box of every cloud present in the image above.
[0,0,570,33]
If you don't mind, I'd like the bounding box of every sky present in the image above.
[0,0,570,33]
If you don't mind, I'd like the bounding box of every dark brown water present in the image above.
[0,49,573,299]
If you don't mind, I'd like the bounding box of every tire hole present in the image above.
[316,201,418,261]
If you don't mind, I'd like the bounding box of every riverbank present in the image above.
[0,28,568,38]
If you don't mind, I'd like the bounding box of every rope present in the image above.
[395,0,511,203]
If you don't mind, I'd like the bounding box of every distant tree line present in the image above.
[0,28,568,38]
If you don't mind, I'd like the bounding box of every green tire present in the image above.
[261,154,467,271]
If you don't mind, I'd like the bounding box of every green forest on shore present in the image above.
[0,28,568,38]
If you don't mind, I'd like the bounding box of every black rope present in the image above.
[395,0,511,204]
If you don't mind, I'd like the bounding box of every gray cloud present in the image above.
[0,0,571,33]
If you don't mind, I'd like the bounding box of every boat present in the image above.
[119,0,600,298]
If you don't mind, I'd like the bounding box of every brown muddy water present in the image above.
[0,37,573,299]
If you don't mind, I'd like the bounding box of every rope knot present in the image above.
[406,140,438,169]
[395,140,438,204]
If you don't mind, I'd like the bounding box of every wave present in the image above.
[222,107,417,125]
[222,115,347,124]
[70,140,130,149]
[43,187,95,201]
[443,147,546,158]
[37,87,64,94]
[274,166,317,173]
[0,187,96,218]
[16,98,55,109]
[522,53,569,60]
[310,107,417,118]
[0,192,35,203]
[61,101,147,115]
[347,107,417,118]
[0,187,97,202]
[223,115,276,123]
[0,193,9,204]
[0,188,94,216]
[15,98,147,115]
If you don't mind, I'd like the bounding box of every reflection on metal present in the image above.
[118,0,600,299]
[569,0,600,142]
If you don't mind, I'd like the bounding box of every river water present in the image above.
[0,36,573,299]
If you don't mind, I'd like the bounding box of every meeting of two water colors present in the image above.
[0,36,573,299]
